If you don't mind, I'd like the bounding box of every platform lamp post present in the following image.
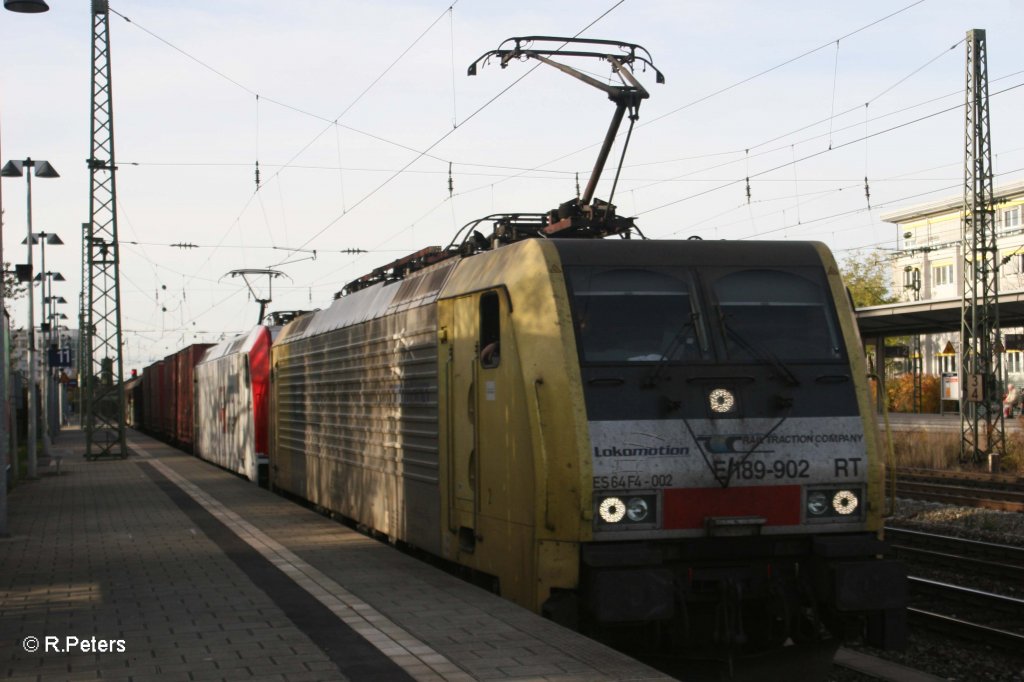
[28,232,63,445]
[51,315,68,428]
[43,291,66,435]
[1,158,59,480]
[0,0,51,540]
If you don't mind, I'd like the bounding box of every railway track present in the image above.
[897,466,1024,489]
[907,577,1024,653]
[885,526,1024,581]
[908,609,1024,654]
[891,470,1024,512]
[886,526,1024,653]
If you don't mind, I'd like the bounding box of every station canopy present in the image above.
[855,291,1024,338]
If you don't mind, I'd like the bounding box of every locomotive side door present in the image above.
[442,294,481,550]
[440,283,539,605]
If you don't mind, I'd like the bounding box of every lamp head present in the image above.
[4,0,50,12]
[45,234,64,245]
[34,160,59,178]
[1,161,23,177]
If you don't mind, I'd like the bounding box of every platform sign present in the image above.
[48,347,72,368]
[941,373,958,400]
[965,374,984,402]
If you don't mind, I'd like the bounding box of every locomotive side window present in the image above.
[712,268,843,362]
[568,267,705,363]
[479,290,501,368]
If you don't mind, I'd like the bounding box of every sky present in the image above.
[2,0,1024,371]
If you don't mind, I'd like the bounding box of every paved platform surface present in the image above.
[1,426,671,681]
[884,411,1023,431]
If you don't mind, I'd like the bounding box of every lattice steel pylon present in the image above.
[960,28,1004,465]
[84,0,127,459]
[78,221,89,386]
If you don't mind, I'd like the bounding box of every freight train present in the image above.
[128,35,906,665]
[130,225,906,658]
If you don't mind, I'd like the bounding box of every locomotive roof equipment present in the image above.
[342,37,665,298]
[469,36,664,239]
[222,268,291,323]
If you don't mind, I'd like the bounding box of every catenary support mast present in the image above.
[85,0,127,459]
[960,28,1004,464]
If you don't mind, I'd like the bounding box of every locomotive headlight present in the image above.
[832,490,859,515]
[806,491,829,516]
[709,388,735,413]
[625,497,649,522]
[598,496,626,523]
[596,494,658,529]
[805,488,862,521]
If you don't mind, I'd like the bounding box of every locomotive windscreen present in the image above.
[566,262,845,365]
[567,267,707,363]
[711,267,844,362]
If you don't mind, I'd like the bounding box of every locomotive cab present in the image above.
[552,239,906,653]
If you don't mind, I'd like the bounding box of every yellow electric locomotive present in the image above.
[268,221,905,657]
[268,35,904,661]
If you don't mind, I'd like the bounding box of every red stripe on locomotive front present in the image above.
[662,485,801,529]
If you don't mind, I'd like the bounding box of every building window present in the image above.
[479,290,501,369]
[1006,351,1023,374]
[933,264,954,286]
[1003,207,1020,230]
[939,354,957,374]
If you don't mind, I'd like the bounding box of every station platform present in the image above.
[1,426,670,682]
[884,411,1023,431]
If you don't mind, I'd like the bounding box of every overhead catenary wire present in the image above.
[449,5,458,128]
[271,0,629,267]
[621,37,972,198]
[120,46,997,189]
[635,80,1024,219]
[109,0,468,289]
[828,40,840,149]
[271,76,1021,258]
[108,3,459,171]
[109,1,972,262]
[456,0,932,201]
[667,165,1024,244]
[620,57,1016,175]
[642,0,929,132]
[98,3,1024,370]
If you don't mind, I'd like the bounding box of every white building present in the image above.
[883,180,1024,382]
[10,327,80,378]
